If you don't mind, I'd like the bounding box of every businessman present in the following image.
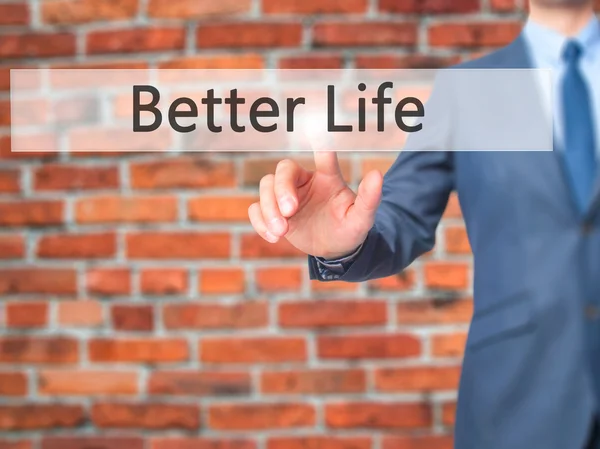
[249,0,600,448]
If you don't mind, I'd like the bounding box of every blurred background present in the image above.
[0,0,551,448]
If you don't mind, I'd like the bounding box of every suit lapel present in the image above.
[494,35,583,218]
[502,34,535,68]
[586,158,600,221]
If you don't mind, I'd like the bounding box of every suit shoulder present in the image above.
[449,44,518,70]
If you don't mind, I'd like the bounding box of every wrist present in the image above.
[320,244,363,262]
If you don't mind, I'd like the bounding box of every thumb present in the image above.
[347,169,383,229]
[314,151,342,177]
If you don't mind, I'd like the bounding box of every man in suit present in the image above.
[248,0,600,448]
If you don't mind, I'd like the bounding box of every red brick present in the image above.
[241,234,305,259]
[201,337,306,363]
[382,435,454,449]
[164,302,267,329]
[279,300,387,328]
[11,100,46,124]
[42,0,138,24]
[0,69,10,91]
[379,0,479,13]
[151,439,255,449]
[0,337,78,364]
[33,165,119,191]
[268,437,372,449]
[279,54,343,69]
[0,135,10,157]
[42,437,144,449]
[0,235,24,259]
[432,333,467,357]
[0,100,9,127]
[491,0,517,11]
[127,232,230,259]
[92,402,200,429]
[111,304,154,331]
[368,270,415,292]
[197,23,303,48]
[0,4,29,25]
[0,33,75,59]
[0,134,58,160]
[375,366,461,392]
[11,98,44,126]
[0,104,12,125]
[0,268,76,295]
[6,302,48,328]
[310,279,359,293]
[0,200,63,226]
[209,403,315,430]
[1,99,35,126]
[87,268,131,296]
[442,402,456,426]
[159,54,264,69]
[75,195,178,224]
[424,262,470,290]
[52,60,149,70]
[444,192,462,218]
[0,440,32,449]
[38,233,116,259]
[255,266,303,292]
[261,369,366,394]
[0,170,20,193]
[397,298,473,324]
[188,196,257,222]
[356,54,458,69]
[148,371,251,396]
[200,268,245,294]
[0,404,84,430]
[149,0,251,18]
[445,226,471,254]
[58,300,103,327]
[140,268,188,295]
[87,28,186,54]
[313,22,417,47]
[0,373,27,396]
[39,370,138,395]
[130,157,235,189]
[429,22,522,48]
[264,0,367,14]
[318,334,421,359]
[89,338,188,363]
[325,402,432,429]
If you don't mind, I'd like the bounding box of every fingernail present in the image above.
[265,231,279,243]
[269,217,286,235]
[279,197,296,216]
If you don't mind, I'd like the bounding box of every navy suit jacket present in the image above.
[310,34,600,449]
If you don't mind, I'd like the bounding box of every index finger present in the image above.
[274,158,311,217]
[314,151,342,177]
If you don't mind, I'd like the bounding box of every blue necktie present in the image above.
[562,40,597,214]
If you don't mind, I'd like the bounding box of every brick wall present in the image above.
[0,0,540,448]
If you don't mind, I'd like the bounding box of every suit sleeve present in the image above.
[309,75,456,282]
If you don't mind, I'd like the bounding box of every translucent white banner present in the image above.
[10,68,553,153]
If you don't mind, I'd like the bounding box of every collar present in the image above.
[523,15,600,65]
